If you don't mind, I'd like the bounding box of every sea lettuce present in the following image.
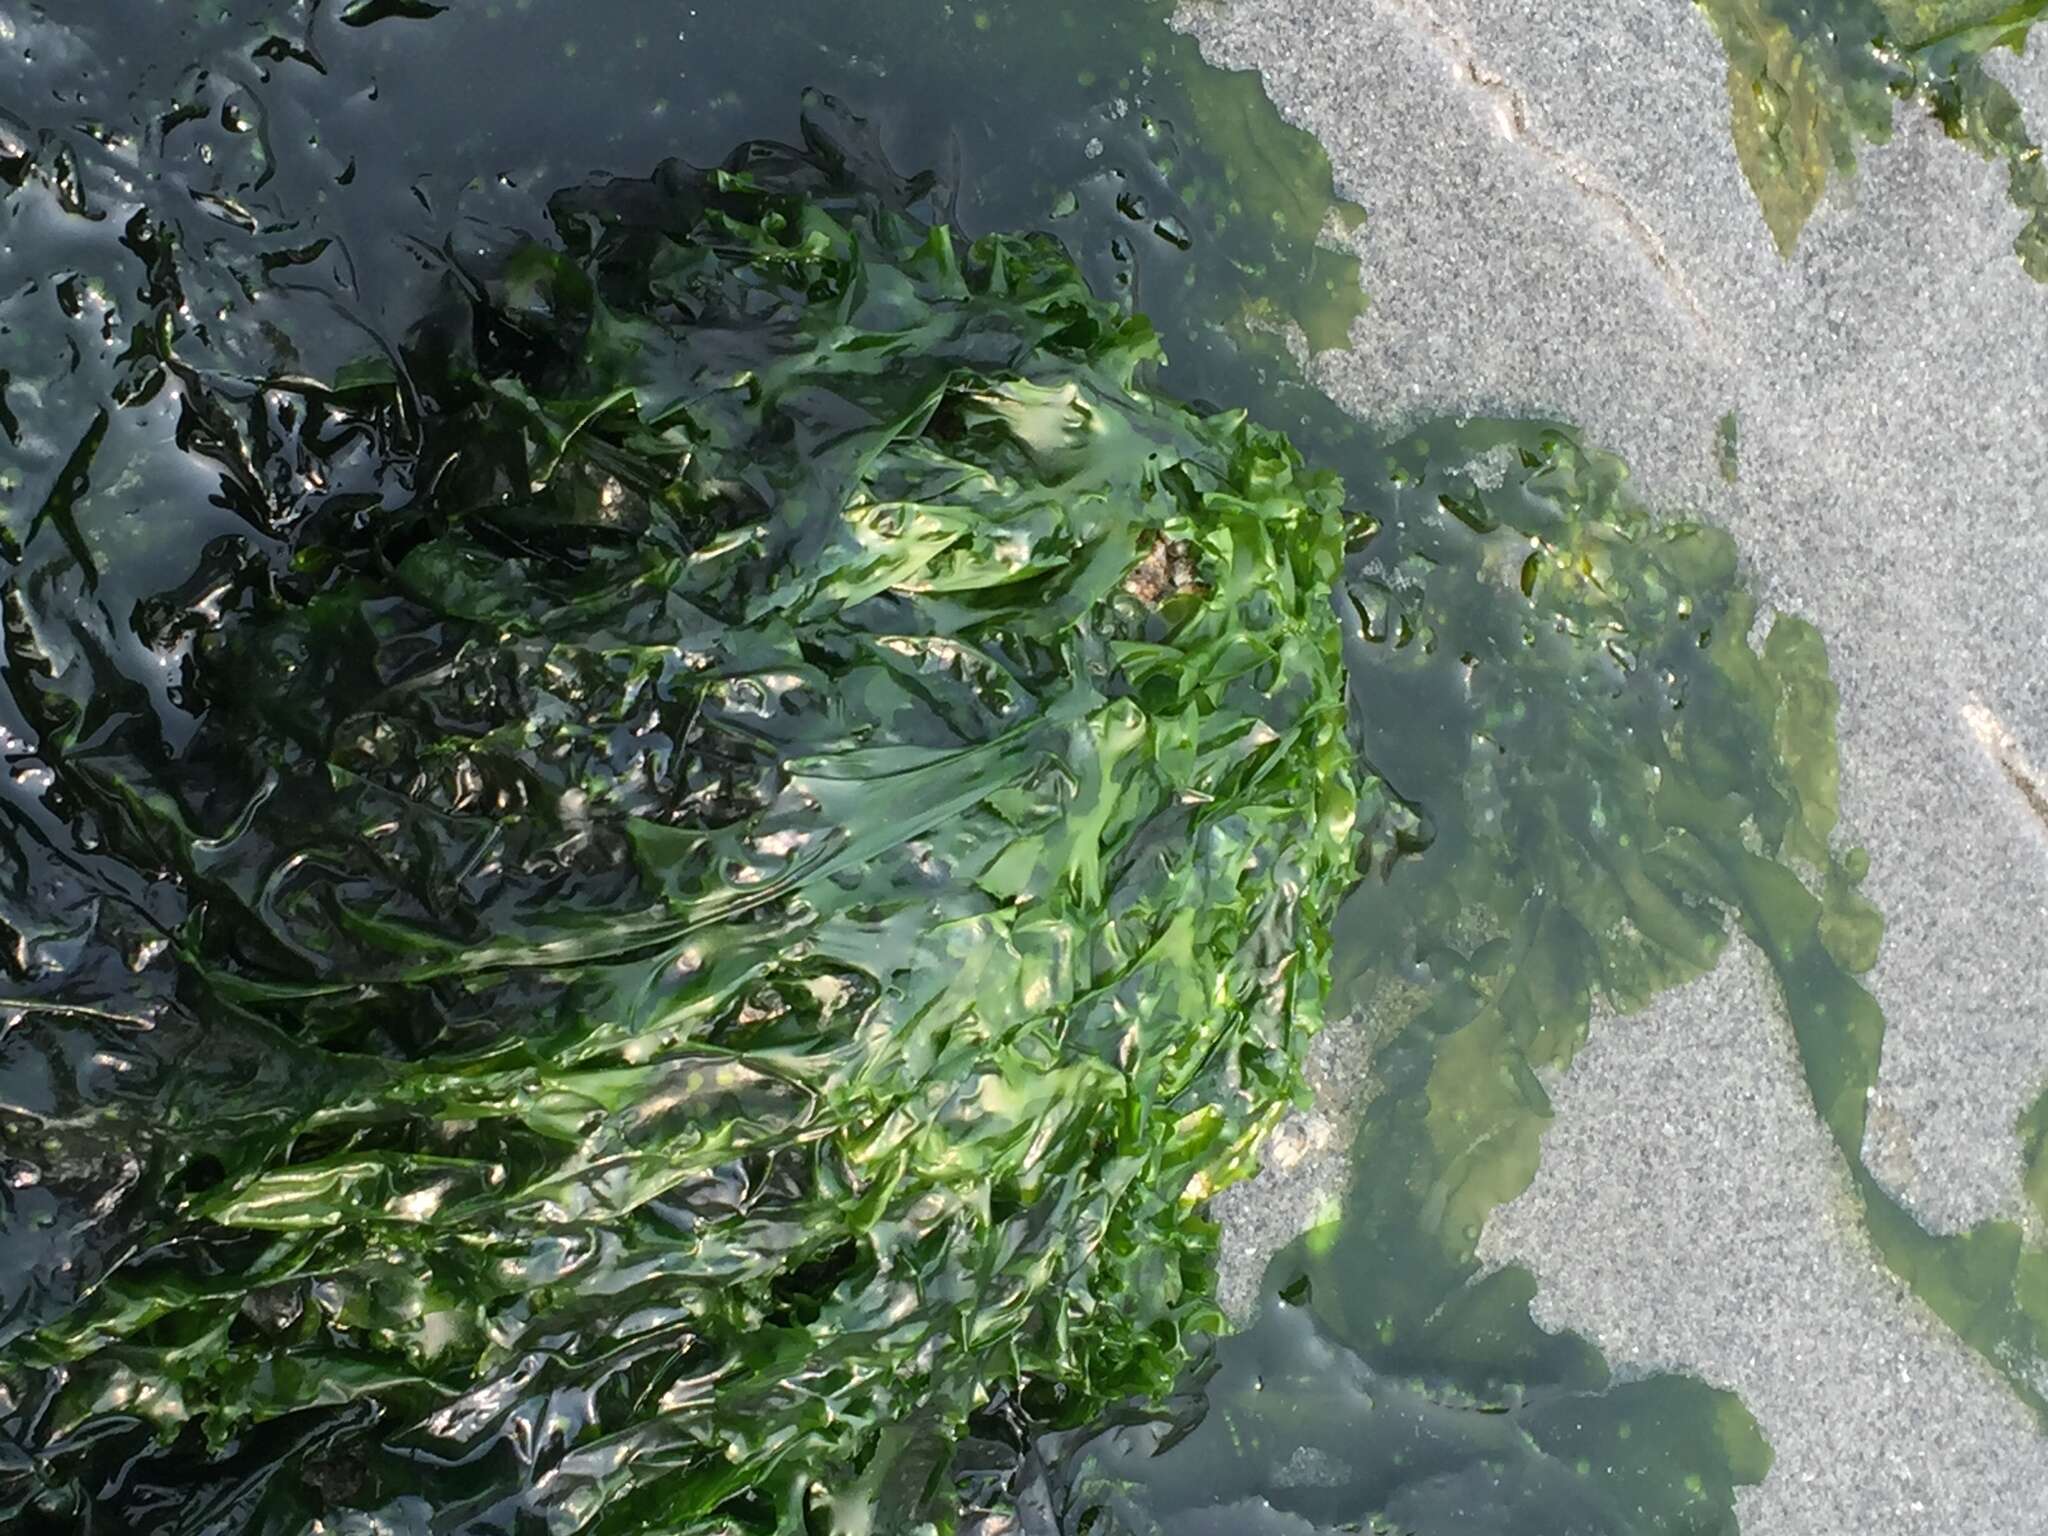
[0,137,1357,1534]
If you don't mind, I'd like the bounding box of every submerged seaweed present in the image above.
[1696,0,2048,277]
[0,133,1361,1530]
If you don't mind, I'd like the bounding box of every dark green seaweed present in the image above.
[1,130,1361,1531]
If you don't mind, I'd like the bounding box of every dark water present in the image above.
[4,4,2047,1533]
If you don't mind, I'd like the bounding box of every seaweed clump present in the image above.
[0,131,1357,1533]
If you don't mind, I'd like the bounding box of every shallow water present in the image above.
[3,4,2046,1533]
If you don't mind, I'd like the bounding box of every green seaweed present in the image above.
[0,134,1363,1531]
[1695,0,2048,277]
